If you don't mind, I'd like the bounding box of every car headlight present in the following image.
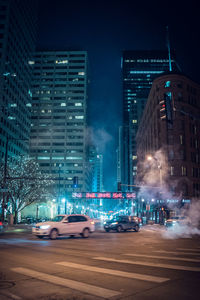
[111,222,118,225]
[40,225,50,229]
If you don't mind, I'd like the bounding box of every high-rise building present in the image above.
[0,0,38,163]
[30,51,88,199]
[121,50,178,190]
[136,72,200,202]
[85,145,104,192]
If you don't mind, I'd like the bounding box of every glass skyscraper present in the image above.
[30,51,88,198]
[0,0,38,163]
[121,50,178,190]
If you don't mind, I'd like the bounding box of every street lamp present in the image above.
[146,155,163,186]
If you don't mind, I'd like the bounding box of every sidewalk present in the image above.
[1,224,32,234]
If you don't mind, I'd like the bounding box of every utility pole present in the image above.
[1,136,9,222]
[58,166,61,214]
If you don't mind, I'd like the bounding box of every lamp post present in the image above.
[57,165,61,214]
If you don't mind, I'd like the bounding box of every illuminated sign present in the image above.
[72,192,136,199]
[113,193,123,199]
[86,193,96,198]
[126,193,136,198]
[72,193,82,198]
[97,193,111,198]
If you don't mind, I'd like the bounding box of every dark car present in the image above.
[104,215,140,232]
[164,216,190,228]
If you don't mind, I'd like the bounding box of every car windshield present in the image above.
[112,216,126,222]
[51,215,65,222]
[170,216,185,220]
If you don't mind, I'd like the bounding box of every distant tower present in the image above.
[166,26,172,72]
[88,145,103,192]
[121,50,178,190]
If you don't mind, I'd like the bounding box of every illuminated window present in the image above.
[66,157,83,160]
[75,116,84,119]
[181,166,187,176]
[132,120,137,123]
[165,81,171,88]
[75,103,82,106]
[61,103,66,106]
[78,72,85,75]
[38,156,50,160]
[55,60,68,64]
[170,166,174,175]
[132,155,137,160]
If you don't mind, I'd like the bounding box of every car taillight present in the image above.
[0,221,3,226]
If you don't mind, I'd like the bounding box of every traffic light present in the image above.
[117,182,122,191]
[159,99,166,120]
[73,176,78,188]
[164,92,172,123]
[160,92,173,123]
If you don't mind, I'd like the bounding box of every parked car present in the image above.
[164,216,190,228]
[32,214,95,239]
[104,215,140,232]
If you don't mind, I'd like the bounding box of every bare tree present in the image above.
[0,157,55,223]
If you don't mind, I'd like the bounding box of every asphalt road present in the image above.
[0,225,200,300]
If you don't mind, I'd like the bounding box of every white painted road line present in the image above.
[176,248,200,252]
[11,267,120,298]
[0,291,22,300]
[124,253,200,262]
[56,261,169,283]
[93,257,200,272]
[154,250,200,256]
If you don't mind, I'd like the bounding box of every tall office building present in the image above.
[88,145,103,192]
[121,50,177,190]
[30,51,88,199]
[0,0,37,162]
[136,72,200,203]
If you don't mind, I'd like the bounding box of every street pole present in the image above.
[58,166,61,214]
[1,136,8,222]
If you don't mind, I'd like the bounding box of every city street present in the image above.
[0,225,200,299]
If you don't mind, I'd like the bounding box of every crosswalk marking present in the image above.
[176,248,200,252]
[154,250,200,256]
[124,253,200,262]
[93,257,200,272]
[0,291,22,300]
[56,261,169,283]
[11,267,120,298]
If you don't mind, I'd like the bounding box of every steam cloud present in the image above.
[137,149,200,239]
[161,201,200,239]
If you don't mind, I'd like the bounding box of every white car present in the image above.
[32,214,95,239]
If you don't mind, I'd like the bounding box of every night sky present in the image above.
[37,0,200,191]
